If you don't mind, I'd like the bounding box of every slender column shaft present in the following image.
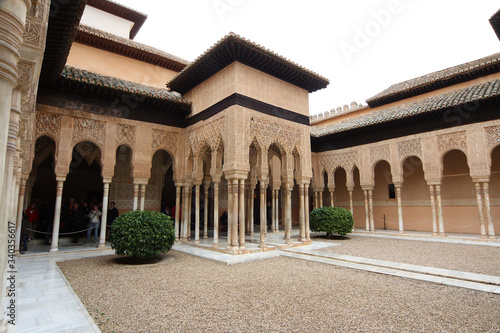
[429,185,438,235]
[187,187,192,240]
[330,191,334,207]
[227,181,232,248]
[436,184,445,235]
[99,182,110,248]
[364,190,369,231]
[305,184,311,241]
[319,191,323,208]
[314,191,318,209]
[194,184,200,243]
[275,190,279,231]
[249,187,255,235]
[368,190,374,232]
[213,182,219,246]
[50,180,65,252]
[132,184,139,210]
[174,186,181,240]
[299,184,306,241]
[15,179,26,252]
[483,182,495,239]
[182,186,189,239]
[395,184,404,234]
[203,185,209,239]
[139,184,146,211]
[474,182,487,238]
[259,182,266,248]
[231,179,239,249]
[284,184,292,244]
[271,190,276,232]
[238,179,245,249]
[348,190,353,213]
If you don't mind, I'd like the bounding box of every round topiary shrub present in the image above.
[111,210,175,259]
[309,206,354,237]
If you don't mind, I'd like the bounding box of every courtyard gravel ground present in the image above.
[315,234,500,276]
[58,241,500,333]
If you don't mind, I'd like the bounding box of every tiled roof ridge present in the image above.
[61,65,191,105]
[310,101,368,124]
[166,32,329,89]
[93,0,148,18]
[367,52,500,105]
[77,24,190,66]
[311,78,500,137]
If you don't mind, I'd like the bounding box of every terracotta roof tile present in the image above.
[367,53,500,107]
[311,78,500,137]
[61,65,191,105]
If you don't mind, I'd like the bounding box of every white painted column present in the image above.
[139,184,146,211]
[187,186,192,240]
[348,188,353,213]
[50,178,65,253]
[429,185,438,235]
[174,186,181,240]
[299,183,306,242]
[474,182,487,238]
[483,182,495,239]
[213,181,219,246]
[132,184,139,210]
[99,181,110,249]
[231,179,239,251]
[395,183,404,234]
[226,180,232,249]
[194,184,200,244]
[259,181,267,248]
[368,189,374,232]
[436,184,445,236]
[330,191,334,207]
[305,184,311,241]
[182,186,189,239]
[319,190,323,208]
[203,183,209,239]
[314,191,318,209]
[364,190,369,231]
[238,179,245,250]
[249,186,255,236]
[272,189,277,232]
[15,178,26,252]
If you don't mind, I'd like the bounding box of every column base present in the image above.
[49,248,59,253]
[439,233,446,237]
[239,245,246,250]
[194,240,200,244]
[213,243,219,248]
[203,234,208,239]
[433,232,438,236]
[299,238,307,242]
[398,230,404,235]
[229,246,239,254]
[249,232,255,236]
[258,242,267,249]
[489,235,496,240]
[98,243,107,249]
[285,239,293,245]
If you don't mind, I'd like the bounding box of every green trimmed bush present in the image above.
[111,210,175,259]
[309,206,354,237]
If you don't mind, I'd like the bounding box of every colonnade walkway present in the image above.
[9,229,500,332]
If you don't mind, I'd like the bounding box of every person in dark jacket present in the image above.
[106,202,119,240]
[69,203,85,244]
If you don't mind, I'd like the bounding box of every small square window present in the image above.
[388,184,395,199]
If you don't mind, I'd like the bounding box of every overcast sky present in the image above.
[115,0,499,115]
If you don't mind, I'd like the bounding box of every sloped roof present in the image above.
[167,32,329,94]
[60,66,190,105]
[86,0,147,39]
[312,78,500,137]
[75,25,189,72]
[490,9,500,40]
[366,53,500,108]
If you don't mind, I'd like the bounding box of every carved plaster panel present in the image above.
[249,116,300,154]
[370,144,390,164]
[397,138,422,160]
[72,118,105,149]
[116,124,136,147]
[152,129,179,154]
[437,131,467,153]
[319,151,358,173]
[35,112,60,140]
[188,116,224,156]
[485,125,500,149]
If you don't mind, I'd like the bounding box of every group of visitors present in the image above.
[19,197,119,252]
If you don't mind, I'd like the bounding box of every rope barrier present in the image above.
[25,226,98,235]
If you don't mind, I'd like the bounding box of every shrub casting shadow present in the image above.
[312,234,351,241]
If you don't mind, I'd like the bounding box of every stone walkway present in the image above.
[8,230,500,332]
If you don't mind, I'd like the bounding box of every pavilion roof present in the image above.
[366,53,500,108]
[167,33,329,95]
[490,9,500,41]
[75,25,189,72]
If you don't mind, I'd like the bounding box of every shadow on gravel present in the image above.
[111,254,168,265]
[311,235,351,241]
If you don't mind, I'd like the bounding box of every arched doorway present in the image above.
[333,167,349,210]
[441,150,476,233]
[373,160,395,230]
[150,149,175,212]
[110,144,133,213]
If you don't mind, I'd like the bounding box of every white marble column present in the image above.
[15,178,26,252]
[272,189,278,232]
[305,184,311,241]
[364,190,370,231]
[174,186,181,240]
[330,191,334,207]
[429,185,438,235]
[238,179,245,249]
[368,189,374,232]
[284,183,292,245]
[182,186,189,239]
[194,184,200,244]
[249,185,255,236]
[474,182,487,238]
[50,178,65,253]
[230,179,239,251]
[187,186,192,240]
[482,182,495,239]
[139,184,146,211]
[319,190,323,208]
[98,181,110,249]
[314,191,318,209]
[348,188,353,213]
[299,183,306,242]
[259,181,267,248]
[436,184,445,236]
[132,184,139,210]
[227,180,233,249]
[203,182,209,239]
[395,183,404,234]
[213,181,219,246]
